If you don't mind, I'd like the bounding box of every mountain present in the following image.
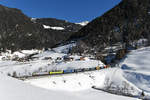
[0,4,42,51]
[76,21,89,26]
[0,4,82,52]
[34,18,82,32]
[70,0,150,54]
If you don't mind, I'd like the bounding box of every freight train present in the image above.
[32,65,109,76]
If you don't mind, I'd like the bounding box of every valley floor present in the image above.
[1,45,150,100]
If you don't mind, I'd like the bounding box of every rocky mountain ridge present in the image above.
[70,0,150,55]
[0,4,82,52]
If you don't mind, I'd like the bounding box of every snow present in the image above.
[76,21,89,26]
[31,18,37,23]
[1,44,150,99]
[13,52,26,58]
[25,68,140,97]
[0,44,104,77]
[0,73,137,100]
[43,25,51,29]
[51,60,104,70]
[120,47,150,74]
[49,26,65,30]
[0,49,39,60]
[53,43,76,53]
[43,25,65,30]
[0,50,104,77]
[21,50,39,54]
[25,70,106,91]
[0,74,79,100]
[119,47,150,98]
[131,38,148,48]
[34,51,66,59]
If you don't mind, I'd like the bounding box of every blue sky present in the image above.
[0,0,121,23]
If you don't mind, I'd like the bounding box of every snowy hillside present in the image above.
[25,68,140,97]
[1,45,150,100]
[120,47,150,96]
[0,73,137,100]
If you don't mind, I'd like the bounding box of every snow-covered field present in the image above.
[0,73,137,100]
[0,51,103,77]
[1,45,150,100]
[25,68,140,97]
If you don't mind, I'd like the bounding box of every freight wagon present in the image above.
[32,71,49,76]
[31,65,109,76]
[63,69,75,74]
[49,70,63,75]
[74,69,83,73]
[83,68,90,71]
[89,67,96,71]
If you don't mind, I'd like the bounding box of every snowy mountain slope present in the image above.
[52,43,76,53]
[119,47,150,98]
[76,21,89,26]
[35,18,82,35]
[0,50,40,59]
[1,44,150,99]
[0,73,137,100]
[120,47,150,74]
[43,25,65,30]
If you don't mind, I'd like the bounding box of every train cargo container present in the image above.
[89,67,96,71]
[74,69,83,73]
[63,69,74,74]
[32,71,49,76]
[49,70,63,75]
[83,68,90,71]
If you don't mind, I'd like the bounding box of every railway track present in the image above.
[17,67,109,80]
